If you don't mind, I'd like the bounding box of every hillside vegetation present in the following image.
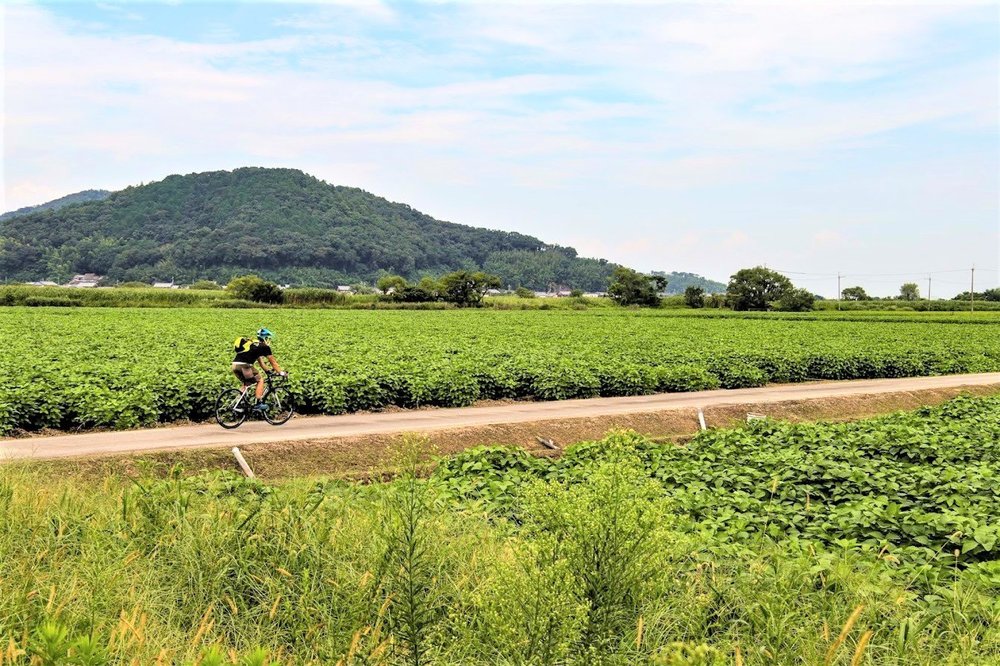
[0,168,620,290]
[0,189,110,222]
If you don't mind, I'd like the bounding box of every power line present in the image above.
[773,267,994,278]
[766,266,997,299]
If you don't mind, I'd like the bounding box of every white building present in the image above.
[66,273,102,288]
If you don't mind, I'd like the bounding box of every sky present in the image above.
[2,1,998,296]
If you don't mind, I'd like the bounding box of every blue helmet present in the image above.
[256,327,273,342]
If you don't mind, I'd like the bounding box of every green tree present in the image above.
[392,277,441,303]
[351,282,375,295]
[607,267,666,307]
[683,286,705,308]
[226,274,284,304]
[440,271,501,306]
[726,267,793,311]
[841,286,868,301]
[706,293,728,308]
[416,276,442,300]
[377,274,408,295]
[775,288,816,312]
[899,283,920,301]
[514,286,535,298]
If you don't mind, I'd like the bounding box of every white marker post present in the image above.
[697,409,707,431]
[232,447,256,478]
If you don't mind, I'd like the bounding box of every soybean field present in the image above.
[3,307,999,434]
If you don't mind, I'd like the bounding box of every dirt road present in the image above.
[4,372,999,462]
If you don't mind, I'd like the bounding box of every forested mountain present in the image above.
[0,168,620,289]
[0,168,725,291]
[652,271,727,294]
[0,189,110,222]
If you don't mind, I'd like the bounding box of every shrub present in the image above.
[188,279,222,290]
[376,274,408,295]
[440,271,502,307]
[775,287,816,312]
[226,275,284,304]
[684,286,706,308]
[515,286,536,298]
[393,285,439,303]
[607,267,666,307]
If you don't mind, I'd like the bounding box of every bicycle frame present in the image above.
[231,384,253,411]
[233,373,285,411]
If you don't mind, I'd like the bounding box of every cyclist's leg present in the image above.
[255,370,265,401]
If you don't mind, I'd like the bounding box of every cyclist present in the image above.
[232,327,286,411]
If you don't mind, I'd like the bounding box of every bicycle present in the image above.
[215,371,295,429]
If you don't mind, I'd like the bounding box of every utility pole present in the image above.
[837,273,841,310]
[970,266,975,312]
[927,275,931,301]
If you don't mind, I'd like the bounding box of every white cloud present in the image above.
[1,3,996,294]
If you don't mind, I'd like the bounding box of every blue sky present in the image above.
[3,1,997,296]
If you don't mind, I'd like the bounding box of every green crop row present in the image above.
[436,395,1000,583]
[2,307,999,434]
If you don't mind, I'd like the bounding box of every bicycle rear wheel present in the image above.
[263,386,294,425]
[215,388,248,429]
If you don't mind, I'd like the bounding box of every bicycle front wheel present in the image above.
[215,388,248,429]
[263,387,294,425]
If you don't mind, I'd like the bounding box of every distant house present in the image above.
[27,280,59,287]
[152,281,178,289]
[336,285,352,293]
[66,273,102,288]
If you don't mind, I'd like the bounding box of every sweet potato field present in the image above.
[2,307,999,433]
